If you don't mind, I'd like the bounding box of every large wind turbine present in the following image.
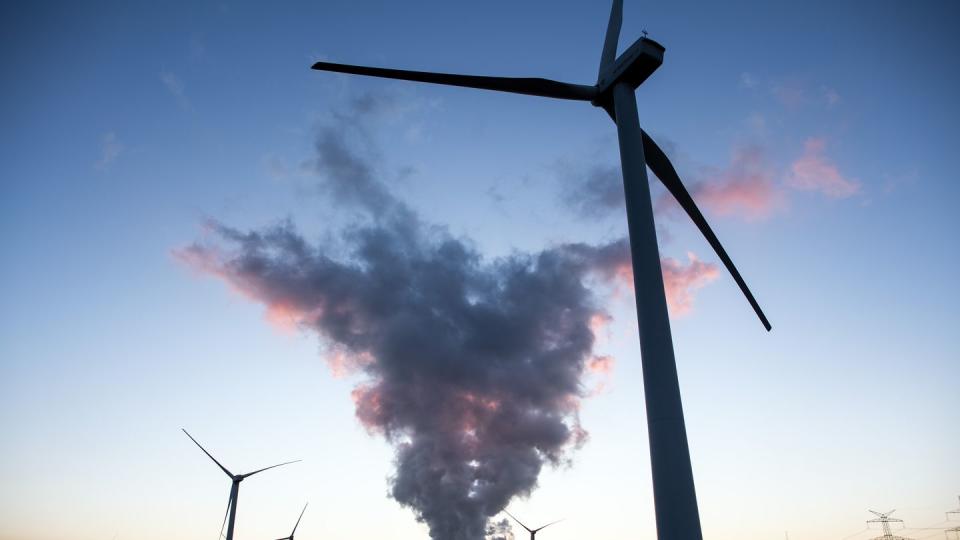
[503,510,562,540]
[310,1,771,539]
[273,502,308,540]
[182,429,300,540]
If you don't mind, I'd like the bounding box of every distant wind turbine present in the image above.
[310,1,772,539]
[504,510,562,540]
[273,502,308,540]
[182,429,300,540]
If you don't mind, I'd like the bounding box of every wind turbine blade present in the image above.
[534,519,564,532]
[219,492,232,539]
[598,0,623,80]
[291,502,308,535]
[182,429,234,477]
[640,130,773,331]
[504,510,533,533]
[311,61,597,101]
[241,459,301,479]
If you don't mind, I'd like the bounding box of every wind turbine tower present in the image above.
[310,2,773,539]
[182,429,300,540]
[504,510,562,540]
[867,510,913,540]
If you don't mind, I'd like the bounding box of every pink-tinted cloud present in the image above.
[327,347,375,378]
[660,253,720,317]
[587,355,614,375]
[603,250,720,318]
[585,354,615,396]
[693,146,783,220]
[657,146,783,221]
[786,138,860,198]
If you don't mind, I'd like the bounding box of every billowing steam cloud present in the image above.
[177,95,635,540]
[177,95,710,539]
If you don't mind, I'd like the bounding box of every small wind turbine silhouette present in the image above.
[273,503,308,540]
[182,429,300,540]
[311,1,772,539]
[504,510,562,540]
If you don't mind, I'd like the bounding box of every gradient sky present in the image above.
[2,1,958,539]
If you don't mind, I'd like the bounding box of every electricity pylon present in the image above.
[867,510,913,540]
[947,496,960,540]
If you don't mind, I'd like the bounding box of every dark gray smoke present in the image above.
[177,94,630,539]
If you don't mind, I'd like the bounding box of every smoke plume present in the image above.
[177,95,634,539]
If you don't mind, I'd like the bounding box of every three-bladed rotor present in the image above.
[274,502,308,540]
[504,510,563,539]
[182,429,300,540]
[310,3,771,332]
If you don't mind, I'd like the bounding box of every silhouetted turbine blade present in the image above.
[219,492,232,540]
[182,429,234,478]
[241,459,301,479]
[534,519,564,532]
[291,502,308,535]
[598,0,623,80]
[640,130,773,331]
[311,61,597,102]
[504,510,533,533]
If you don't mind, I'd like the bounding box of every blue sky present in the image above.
[1,1,958,539]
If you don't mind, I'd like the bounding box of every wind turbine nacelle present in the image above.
[596,37,664,95]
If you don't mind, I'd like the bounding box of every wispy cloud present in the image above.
[160,70,190,109]
[559,163,624,218]
[656,145,784,221]
[822,86,841,106]
[786,138,860,198]
[742,73,842,109]
[694,146,782,220]
[771,78,808,108]
[95,131,123,170]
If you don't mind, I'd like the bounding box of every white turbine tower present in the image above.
[182,429,300,540]
[310,2,772,538]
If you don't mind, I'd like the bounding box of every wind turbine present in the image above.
[273,502,308,540]
[503,510,562,540]
[182,429,301,540]
[310,1,772,539]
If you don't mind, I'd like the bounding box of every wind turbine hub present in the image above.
[593,37,664,108]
